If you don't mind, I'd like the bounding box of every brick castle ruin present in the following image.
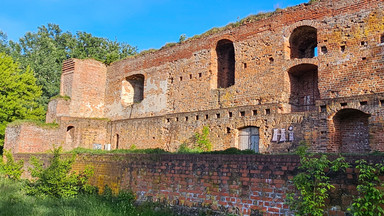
[5,0,384,154]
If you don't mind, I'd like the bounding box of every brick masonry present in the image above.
[13,153,384,215]
[4,0,384,155]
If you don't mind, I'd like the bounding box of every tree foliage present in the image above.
[0,52,45,152]
[3,24,137,107]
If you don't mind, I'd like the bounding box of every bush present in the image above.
[349,160,384,215]
[26,147,94,198]
[194,126,213,152]
[0,150,24,180]
[287,143,349,215]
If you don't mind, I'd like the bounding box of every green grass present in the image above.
[7,120,59,129]
[0,177,174,216]
[49,95,71,101]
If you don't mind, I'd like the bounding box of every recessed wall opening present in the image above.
[381,34,384,43]
[238,126,259,152]
[288,64,320,112]
[66,126,75,146]
[321,46,328,54]
[290,26,317,59]
[340,45,346,52]
[333,109,370,153]
[121,74,144,106]
[115,134,120,149]
[216,39,235,88]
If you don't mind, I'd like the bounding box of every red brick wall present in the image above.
[61,59,107,118]
[14,153,384,216]
[4,125,62,154]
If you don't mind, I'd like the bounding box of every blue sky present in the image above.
[1,0,307,51]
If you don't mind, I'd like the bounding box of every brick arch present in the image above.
[209,37,236,89]
[328,109,371,153]
[283,20,321,37]
[283,20,321,59]
[289,26,317,59]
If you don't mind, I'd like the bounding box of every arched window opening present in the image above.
[290,26,317,59]
[115,134,119,149]
[66,126,75,146]
[216,39,235,88]
[121,74,144,106]
[288,64,320,112]
[238,127,259,152]
[333,109,370,153]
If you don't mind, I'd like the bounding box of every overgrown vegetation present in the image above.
[49,94,71,101]
[26,147,94,198]
[0,148,175,215]
[349,160,384,215]
[0,176,175,216]
[0,150,24,180]
[178,126,213,153]
[287,142,349,215]
[7,119,59,129]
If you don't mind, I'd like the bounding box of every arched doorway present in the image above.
[333,109,370,153]
[238,127,259,152]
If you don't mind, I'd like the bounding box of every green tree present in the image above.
[0,52,45,153]
[10,23,137,107]
[0,31,11,54]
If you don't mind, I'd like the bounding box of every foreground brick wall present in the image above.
[14,153,384,215]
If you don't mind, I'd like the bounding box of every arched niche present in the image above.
[288,64,320,112]
[121,74,144,106]
[216,39,235,88]
[290,26,317,59]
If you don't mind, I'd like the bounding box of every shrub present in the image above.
[287,143,349,215]
[26,147,94,198]
[349,160,384,215]
[177,143,201,153]
[194,126,212,152]
[0,150,24,180]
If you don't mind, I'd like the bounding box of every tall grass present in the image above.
[0,177,174,216]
